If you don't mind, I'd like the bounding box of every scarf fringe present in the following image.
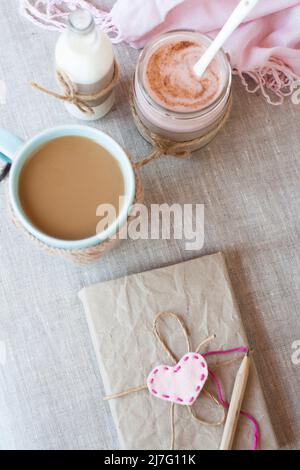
[19,0,122,41]
[233,58,300,105]
[19,2,300,105]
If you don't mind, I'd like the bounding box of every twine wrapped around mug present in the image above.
[31,60,120,115]
[103,311,260,450]
[6,154,143,265]
[131,94,233,169]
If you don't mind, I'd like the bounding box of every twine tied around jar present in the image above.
[131,94,233,169]
[31,60,120,115]
[103,311,259,450]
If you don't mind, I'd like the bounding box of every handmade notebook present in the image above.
[78,253,278,450]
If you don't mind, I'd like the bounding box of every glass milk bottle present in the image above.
[132,31,232,149]
[55,8,115,120]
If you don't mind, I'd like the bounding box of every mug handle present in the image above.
[0,129,23,182]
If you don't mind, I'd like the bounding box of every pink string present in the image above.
[203,347,249,357]
[20,3,300,105]
[202,347,260,450]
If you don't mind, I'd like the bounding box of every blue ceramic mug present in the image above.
[0,125,136,250]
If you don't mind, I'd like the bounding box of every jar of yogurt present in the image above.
[132,30,232,149]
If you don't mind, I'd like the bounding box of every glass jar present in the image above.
[132,30,232,150]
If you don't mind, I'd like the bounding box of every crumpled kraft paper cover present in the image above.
[78,252,278,450]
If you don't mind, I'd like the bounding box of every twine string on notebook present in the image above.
[170,402,175,450]
[31,60,120,115]
[103,311,259,450]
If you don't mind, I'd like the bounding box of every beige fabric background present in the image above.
[0,0,299,449]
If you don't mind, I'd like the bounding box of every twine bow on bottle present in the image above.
[103,311,260,450]
[31,60,120,115]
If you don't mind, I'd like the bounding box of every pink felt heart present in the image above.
[147,353,208,406]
